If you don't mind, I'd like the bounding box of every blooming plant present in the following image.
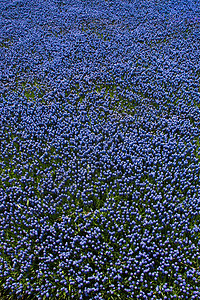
[0,0,200,299]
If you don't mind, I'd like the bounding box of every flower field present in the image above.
[0,0,200,299]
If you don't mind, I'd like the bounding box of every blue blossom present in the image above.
[0,0,200,299]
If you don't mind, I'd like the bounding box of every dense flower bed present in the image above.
[0,0,200,299]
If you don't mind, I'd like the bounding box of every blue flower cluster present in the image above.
[0,0,200,299]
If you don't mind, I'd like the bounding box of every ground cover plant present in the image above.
[0,0,200,299]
